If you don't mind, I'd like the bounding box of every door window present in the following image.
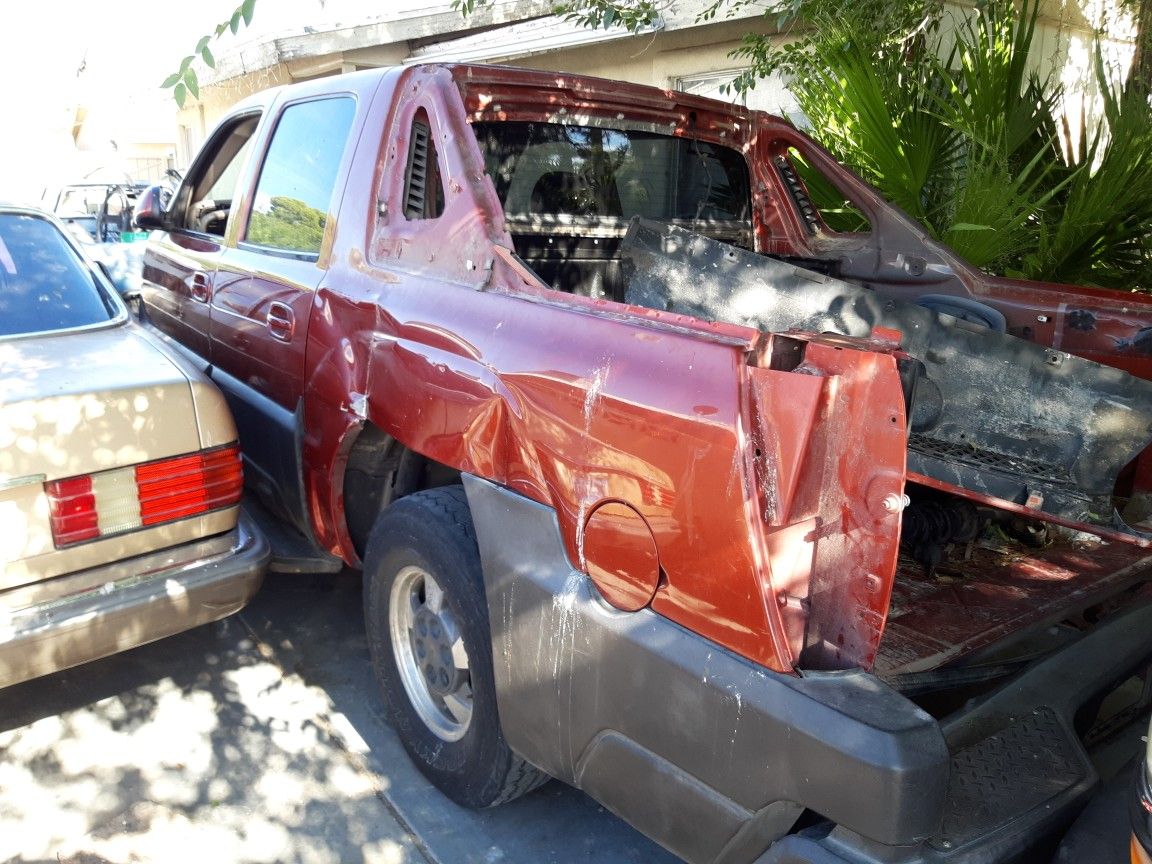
[245,97,357,256]
[173,114,260,237]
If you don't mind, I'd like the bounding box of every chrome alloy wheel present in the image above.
[389,564,473,742]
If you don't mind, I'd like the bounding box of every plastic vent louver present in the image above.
[404,119,432,220]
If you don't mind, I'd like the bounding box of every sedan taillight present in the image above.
[45,476,100,546]
[46,445,243,548]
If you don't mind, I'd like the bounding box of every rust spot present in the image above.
[1065,309,1096,332]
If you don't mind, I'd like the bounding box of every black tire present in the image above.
[363,485,547,808]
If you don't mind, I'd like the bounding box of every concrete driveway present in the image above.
[0,570,678,864]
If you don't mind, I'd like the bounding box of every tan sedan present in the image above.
[0,204,268,687]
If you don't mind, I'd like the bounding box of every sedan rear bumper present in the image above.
[0,513,269,687]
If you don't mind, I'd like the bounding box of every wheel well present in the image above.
[342,423,461,558]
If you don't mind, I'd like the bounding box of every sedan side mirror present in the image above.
[133,184,171,230]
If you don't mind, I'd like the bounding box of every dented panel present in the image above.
[152,62,1152,682]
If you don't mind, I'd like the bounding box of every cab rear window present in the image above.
[473,121,752,229]
[0,213,116,337]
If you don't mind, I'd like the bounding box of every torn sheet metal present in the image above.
[621,219,1152,543]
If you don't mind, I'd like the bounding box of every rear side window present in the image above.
[777,148,872,235]
[0,213,115,337]
[245,97,357,256]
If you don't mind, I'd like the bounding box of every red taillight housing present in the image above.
[137,447,243,525]
[45,475,100,546]
[45,445,243,548]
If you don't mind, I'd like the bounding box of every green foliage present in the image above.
[740,0,1152,289]
[784,12,955,228]
[775,0,1071,273]
[162,0,256,107]
[735,0,943,77]
[247,196,327,254]
[551,0,661,30]
[935,0,1057,161]
[1025,53,1152,287]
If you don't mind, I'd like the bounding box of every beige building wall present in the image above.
[499,19,756,84]
[490,19,805,128]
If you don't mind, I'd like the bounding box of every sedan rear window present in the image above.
[0,213,116,337]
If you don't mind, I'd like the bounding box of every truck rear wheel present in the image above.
[363,485,547,807]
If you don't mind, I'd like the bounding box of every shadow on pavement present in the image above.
[0,606,425,864]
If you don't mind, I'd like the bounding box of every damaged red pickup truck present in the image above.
[135,64,1152,863]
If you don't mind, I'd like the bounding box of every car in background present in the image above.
[0,204,268,687]
[45,182,149,244]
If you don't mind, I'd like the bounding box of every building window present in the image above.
[676,69,806,127]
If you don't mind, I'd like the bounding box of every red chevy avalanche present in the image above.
[136,64,1152,864]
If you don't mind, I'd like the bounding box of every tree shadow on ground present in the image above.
[0,602,420,864]
[247,569,678,864]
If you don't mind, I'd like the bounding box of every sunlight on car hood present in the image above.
[0,324,202,484]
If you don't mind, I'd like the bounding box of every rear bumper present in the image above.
[0,513,269,687]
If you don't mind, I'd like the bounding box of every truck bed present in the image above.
[876,535,1152,676]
